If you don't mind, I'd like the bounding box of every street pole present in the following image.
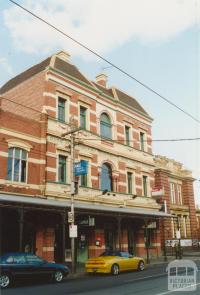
[62,126,80,274]
[144,219,150,264]
[70,132,76,274]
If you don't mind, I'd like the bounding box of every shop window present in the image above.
[58,155,67,183]
[58,97,66,122]
[101,163,113,192]
[80,106,87,130]
[100,113,112,139]
[7,147,27,183]
[125,126,130,146]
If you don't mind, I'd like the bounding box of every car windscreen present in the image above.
[99,251,121,257]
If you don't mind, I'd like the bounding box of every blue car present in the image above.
[0,252,69,288]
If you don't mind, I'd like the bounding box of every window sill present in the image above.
[6,180,27,185]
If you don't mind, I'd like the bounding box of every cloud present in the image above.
[3,0,199,59]
[0,57,14,75]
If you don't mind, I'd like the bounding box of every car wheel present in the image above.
[138,261,145,271]
[53,271,64,283]
[0,274,10,288]
[111,264,119,275]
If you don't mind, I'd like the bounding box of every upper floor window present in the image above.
[101,163,113,192]
[58,97,66,122]
[140,132,145,151]
[80,174,88,187]
[100,113,112,139]
[170,183,176,204]
[177,184,183,205]
[127,172,133,194]
[58,155,67,183]
[142,175,148,197]
[80,106,87,130]
[7,148,27,182]
[125,126,130,146]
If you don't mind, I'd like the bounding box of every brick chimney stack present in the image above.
[96,73,108,88]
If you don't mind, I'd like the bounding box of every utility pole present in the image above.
[62,126,80,274]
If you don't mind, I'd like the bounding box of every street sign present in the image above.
[69,225,78,238]
[74,160,88,176]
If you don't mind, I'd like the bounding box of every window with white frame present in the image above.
[58,97,66,122]
[142,175,148,197]
[80,106,87,130]
[177,184,183,205]
[127,172,133,194]
[58,155,67,183]
[140,131,145,151]
[7,147,27,182]
[125,126,131,146]
[170,183,176,204]
[100,113,112,139]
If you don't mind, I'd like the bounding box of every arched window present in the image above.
[100,113,112,139]
[7,148,27,182]
[101,163,113,192]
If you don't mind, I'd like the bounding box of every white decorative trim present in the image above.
[46,167,57,173]
[0,151,8,157]
[29,158,46,164]
[43,92,57,99]
[46,152,57,158]
[6,139,32,151]
[43,106,56,112]
[0,128,46,144]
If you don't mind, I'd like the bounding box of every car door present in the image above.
[120,252,132,271]
[7,254,31,278]
[25,254,50,278]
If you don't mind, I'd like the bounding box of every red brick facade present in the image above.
[1,51,197,264]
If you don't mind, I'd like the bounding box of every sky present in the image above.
[0,0,200,202]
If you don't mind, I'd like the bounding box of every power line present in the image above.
[0,95,42,113]
[8,0,200,125]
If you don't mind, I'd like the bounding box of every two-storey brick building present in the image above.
[0,51,172,263]
[154,155,198,250]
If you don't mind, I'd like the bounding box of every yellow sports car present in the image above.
[85,251,145,275]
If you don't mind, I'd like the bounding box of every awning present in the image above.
[0,193,172,218]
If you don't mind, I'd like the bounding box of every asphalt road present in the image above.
[2,261,200,295]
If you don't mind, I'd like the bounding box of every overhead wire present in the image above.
[7,0,200,125]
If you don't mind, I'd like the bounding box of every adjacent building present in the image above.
[154,155,198,249]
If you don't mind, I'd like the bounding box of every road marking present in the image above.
[125,272,166,283]
[155,282,200,295]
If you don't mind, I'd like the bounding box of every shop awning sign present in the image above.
[74,160,88,176]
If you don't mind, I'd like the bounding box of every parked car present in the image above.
[85,251,145,275]
[0,252,69,288]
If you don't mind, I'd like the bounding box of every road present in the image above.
[2,261,200,295]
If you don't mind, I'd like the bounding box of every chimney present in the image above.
[96,73,108,88]
[56,50,71,62]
